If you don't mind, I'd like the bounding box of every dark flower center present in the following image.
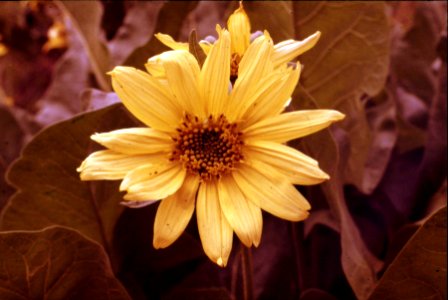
[171,114,244,181]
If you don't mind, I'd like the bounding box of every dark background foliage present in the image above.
[0,1,446,300]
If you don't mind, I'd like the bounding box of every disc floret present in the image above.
[171,113,244,181]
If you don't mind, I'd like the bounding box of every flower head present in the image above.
[154,2,321,79]
[77,26,344,266]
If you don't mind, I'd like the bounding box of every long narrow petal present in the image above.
[153,174,200,248]
[122,163,186,201]
[110,67,180,132]
[154,33,189,51]
[199,25,231,116]
[91,128,174,155]
[233,164,310,221]
[242,64,300,126]
[196,181,233,267]
[272,31,321,67]
[77,150,166,180]
[243,110,345,143]
[245,140,330,185]
[154,50,203,117]
[228,35,273,121]
[227,2,251,56]
[218,175,263,247]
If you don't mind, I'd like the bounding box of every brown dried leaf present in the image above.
[0,226,130,299]
[369,206,447,300]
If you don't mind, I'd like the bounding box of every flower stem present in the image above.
[241,245,254,300]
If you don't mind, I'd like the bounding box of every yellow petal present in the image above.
[228,35,273,121]
[243,110,345,143]
[227,2,251,56]
[91,128,174,155]
[237,67,291,123]
[145,55,166,78]
[153,174,200,248]
[242,64,300,126]
[154,50,203,117]
[218,175,262,247]
[272,31,321,67]
[245,140,330,185]
[154,33,189,51]
[233,164,310,221]
[77,150,166,181]
[110,67,181,132]
[122,163,186,201]
[199,41,212,55]
[196,181,233,267]
[199,25,231,116]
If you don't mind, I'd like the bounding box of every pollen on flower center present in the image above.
[170,113,244,181]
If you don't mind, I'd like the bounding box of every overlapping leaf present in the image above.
[0,104,137,254]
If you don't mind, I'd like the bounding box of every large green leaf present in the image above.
[0,226,131,299]
[369,206,447,300]
[0,104,137,256]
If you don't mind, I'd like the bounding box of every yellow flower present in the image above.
[77,26,344,267]
[154,2,321,78]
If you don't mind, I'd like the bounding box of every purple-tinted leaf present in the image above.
[81,88,120,112]
[57,1,111,91]
[124,2,199,69]
[107,2,164,66]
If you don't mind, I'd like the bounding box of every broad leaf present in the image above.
[81,88,120,112]
[0,104,137,255]
[244,1,294,42]
[57,1,111,91]
[0,226,131,299]
[292,88,383,300]
[294,2,390,193]
[107,2,164,66]
[369,206,447,300]
[0,105,24,210]
[33,14,91,128]
[124,1,198,69]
